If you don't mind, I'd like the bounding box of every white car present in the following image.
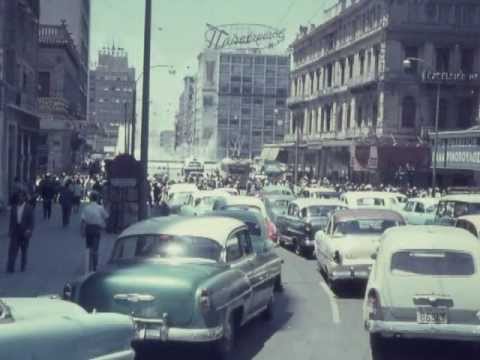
[364,226,480,359]
[0,297,135,360]
[401,197,439,225]
[315,208,405,290]
[456,214,480,238]
[166,183,199,213]
[340,191,406,211]
[180,190,231,216]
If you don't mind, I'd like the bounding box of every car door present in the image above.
[412,201,427,225]
[286,204,304,237]
[402,200,415,224]
[316,218,333,268]
[225,230,257,315]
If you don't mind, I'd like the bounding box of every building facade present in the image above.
[88,47,135,153]
[37,22,86,173]
[0,0,41,201]
[281,0,480,185]
[194,49,290,160]
[160,130,175,155]
[174,76,196,153]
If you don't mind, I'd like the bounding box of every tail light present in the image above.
[333,251,342,264]
[366,290,383,320]
[267,220,278,242]
[199,288,212,313]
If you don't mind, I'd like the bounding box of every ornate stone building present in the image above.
[282,0,480,184]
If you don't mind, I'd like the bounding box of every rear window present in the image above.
[391,250,475,276]
[357,198,385,206]
[273,200,290,208]
[334,219,399,235]
[304,206,344,217]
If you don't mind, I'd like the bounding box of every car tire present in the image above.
[294,241,303,256]
[212,313,236,360]
[262,294,275,321]
[370,334,388,360]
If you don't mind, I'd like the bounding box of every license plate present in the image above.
[416,308,448,324]
[136,323,163,340]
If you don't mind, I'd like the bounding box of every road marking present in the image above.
[319,281,341,324]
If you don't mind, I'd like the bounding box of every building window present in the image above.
[374,46,380,76]
[337,105,343,131]
[457,97,475,129]
[346,104,351,129]
[404,46,419,73]
[203,96,214,106]
[435,48,450,72]
[402,96,416,128]
[38,72,50,97]
[359,50,365,76]
[327,63,333,87]
[372,102,378,128]
[340,59,346,85]
[356,105,363,127]
[461,48,474,73]
[348,56,354,79]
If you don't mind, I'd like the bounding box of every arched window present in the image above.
[402,96,416,128]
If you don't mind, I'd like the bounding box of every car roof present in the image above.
[224,195,264,207]
[382,226,479,254]
[440,194,480,203]
[407,197,439,206]
[457,214,480,229]
[169,183,198,192]
[208,210,265,236]
[293,198,345,209]
[333,208,405,223]
[119,216,245,245]
[342,191,401,199]
[264,194,296,201]
[303,187,337,192]
[192,190,230,199]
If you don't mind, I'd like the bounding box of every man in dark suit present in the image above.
[6,190,34,273]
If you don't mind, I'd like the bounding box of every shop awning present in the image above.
[260,147,280,161]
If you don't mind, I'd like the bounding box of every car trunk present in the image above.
[78,259,224,327]
[385,275,479,324]
[337,234,380,265]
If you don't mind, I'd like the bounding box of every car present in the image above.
[63,216,278,359]
[434,194,480,226]
[263,194,296,226]
[0,296,135,360]
[216,187,239,196]
[455,214,480,238]
[340,191,406,211]
[206,209,284,292]
[401,197,439,225]
[180,190,231,216]
[300,187,340,199]
[214,195,278,243]
[166,183,199,213]
[276,199,347,257]
[364,226,480,359]
[260,185,294,197]
[315,209,405,290]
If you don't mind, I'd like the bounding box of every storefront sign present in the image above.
[205,24,286,50]
[436,145,480,171]
[422,71,480,84]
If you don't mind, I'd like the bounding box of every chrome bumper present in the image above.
[91,349,135,360]
[366,320,480,342]
[133,317,223,343]
[330,264,372,280]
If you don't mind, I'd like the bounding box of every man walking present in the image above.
[59,180,74,227]
[6,190,34,273]
[40,175,55,220]
[81,192,108,272]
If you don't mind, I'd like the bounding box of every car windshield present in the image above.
[273,200,290,209]
[304,206,343,217]
[357,198,385,206]
[334,219,399,235]
[391,250,475,276]
[169,192,190,202]
[437,201,480,218]
[111,234,222,262]
[225,205,262,215]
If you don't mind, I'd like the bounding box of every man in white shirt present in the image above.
[81,192,108,272]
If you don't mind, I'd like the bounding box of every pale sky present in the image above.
[91,0,335,132]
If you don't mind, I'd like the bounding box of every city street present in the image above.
[0,205,476,360]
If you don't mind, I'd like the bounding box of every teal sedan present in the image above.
[63,216,278,358]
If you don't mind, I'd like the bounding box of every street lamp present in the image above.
[403,57,440,197]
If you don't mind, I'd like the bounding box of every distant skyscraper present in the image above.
[89,47,135,153]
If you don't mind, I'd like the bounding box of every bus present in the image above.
[220,158,252,189]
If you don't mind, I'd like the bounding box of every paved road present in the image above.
[0,208,477,359]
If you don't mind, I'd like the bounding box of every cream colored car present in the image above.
[315,208,405,290]
[364,226,480,359]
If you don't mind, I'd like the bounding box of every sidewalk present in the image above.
[0,204,116,297]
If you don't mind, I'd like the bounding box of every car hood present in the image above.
[78,259,225,326]
[3,298,87,321]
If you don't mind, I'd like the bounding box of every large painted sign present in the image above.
[422,71,480,84]
[205,24,286,50]
[436,145,480,171]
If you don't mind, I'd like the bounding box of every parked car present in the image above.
[207,209,284,291]
[214,195,278,243]
[401,197,439,225]
[340,191,406,211]
[300,187,340,199]
[216,187,239,196]
[315,209,405,290]
[166,183,199,214]
[455,214,480,238]
[434,194,480,226]
[260,185,294,197]
[0,296,135,360]
[263,194,296,225]
[364,226,480,359]
[276,199,346,257]
[63,216,278,359]
[180,190,231,216]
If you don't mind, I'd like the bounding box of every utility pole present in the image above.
[138,0,152,220]
[124,102,129,153]
[131,88,136,157]
[432,82,440,198]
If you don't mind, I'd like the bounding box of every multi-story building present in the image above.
[282,0,480,185]
[0,0,41,201]
[174,76,196,153]
[88,47,135,153]
[160,130,175,154]
[37,22,86,173]
[194,49,290,160]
